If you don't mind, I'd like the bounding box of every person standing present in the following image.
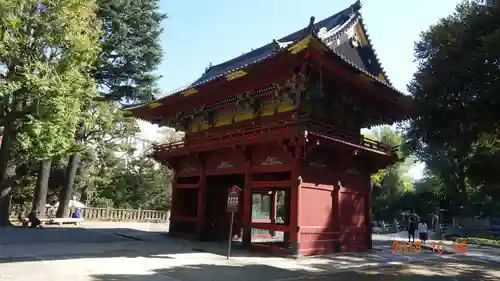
[418,219,429,243]
[408,215,417,242]
[431,213,439,232]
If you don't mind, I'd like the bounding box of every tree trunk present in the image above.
[77,159,90,204]
[80,186,89,205]
[56,120,85,218]
[56,154,81,218]
[32,159,52,217]
[0,118,17,227]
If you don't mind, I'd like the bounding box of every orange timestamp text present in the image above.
[392,239,468,255]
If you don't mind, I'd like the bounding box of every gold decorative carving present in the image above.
[309,158,327,168]
[217,161,234,169]
[260,156,283,166]
[181,166,197,173]
[182,88,198,96]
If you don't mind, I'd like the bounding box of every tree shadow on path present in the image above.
[89,258,500,281]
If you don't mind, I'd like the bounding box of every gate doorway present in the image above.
[203,174,245,241]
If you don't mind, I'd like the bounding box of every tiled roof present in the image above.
[127,0,394,110]
[192,1,364,88]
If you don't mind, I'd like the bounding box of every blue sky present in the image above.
[148,0,462,179]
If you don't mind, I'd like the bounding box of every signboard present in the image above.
[226,185,241,260]
[227,191,239,213]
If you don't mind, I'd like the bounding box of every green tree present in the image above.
[405,1,500,215]
[364,126,415,220]
[56,0,166,216]
[0,0,101,225]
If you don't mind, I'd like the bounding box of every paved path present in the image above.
[373,231,500,263]
[292,257,500,281]
[1,224,498,281]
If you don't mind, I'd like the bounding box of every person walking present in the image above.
[408,215,417,242]
[418,219,429,243]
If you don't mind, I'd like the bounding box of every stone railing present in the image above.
[10,205,170,223]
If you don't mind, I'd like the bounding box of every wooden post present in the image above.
[242,169,252,246]
[227,211,235,259]
[366,179,373,249]
[196,166,206,239]
[240,146,252,247]
[333,185,341,232]
[270,191,277,236]
[289,167,301,257]
[227,186,241,259]
[169,170,179,235]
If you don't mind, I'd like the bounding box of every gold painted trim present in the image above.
[355,23,368,46]
[310,36,329,52]
[288,35,312,55]
[217,161,234,169]
[359,73,374,83]
[226,70,247,81]
[200,123,210,130]
[214,117,232,127]
[378,73,386,83]
[182,88,199,96]
[234,112,254,122]
[181,167,197,173]
[277,104,296,113]
[261,107,275,116]
[122,110,132,116]
[149,102,162,108]
[260,156,283,166]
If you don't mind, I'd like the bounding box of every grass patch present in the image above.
[465,237,500,247]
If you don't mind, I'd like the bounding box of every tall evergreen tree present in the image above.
[56,0,166,217]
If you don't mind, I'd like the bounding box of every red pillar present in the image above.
[289,166,301,257]
[196,168,206,239]
[242,150,252,247]
[169,170,179,236]
[366,178,373,249]
[271,191,277,221]
[271,191,277,236]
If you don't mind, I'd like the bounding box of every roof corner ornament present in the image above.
[307,16,317,35]
[354,0,362,9]
[350,34,360,48]
[272,39,281,51]
[204,62,213,73]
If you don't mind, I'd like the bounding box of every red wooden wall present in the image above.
[297,160,371,256]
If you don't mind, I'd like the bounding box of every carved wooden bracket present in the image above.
[283,139,298,160]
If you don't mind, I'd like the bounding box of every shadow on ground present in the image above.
[89,258,500,281]
[0,225,275,264]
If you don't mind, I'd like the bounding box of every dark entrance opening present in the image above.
[203,174,245,241]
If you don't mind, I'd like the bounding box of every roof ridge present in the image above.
[200,40,281,75]
[205,1,362,75]
[356,14,393,86]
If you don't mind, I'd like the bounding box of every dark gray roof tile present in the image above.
[127,0,397,109]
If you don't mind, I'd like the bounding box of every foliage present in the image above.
[54,0,166,215]
[0,0,101,160]
[404,0,500,215]
[364,126,415,220]
[95,0,166,102]
[89,155,172,210]
[0,0,102,225]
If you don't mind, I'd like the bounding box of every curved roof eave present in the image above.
[126,0,406,112]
